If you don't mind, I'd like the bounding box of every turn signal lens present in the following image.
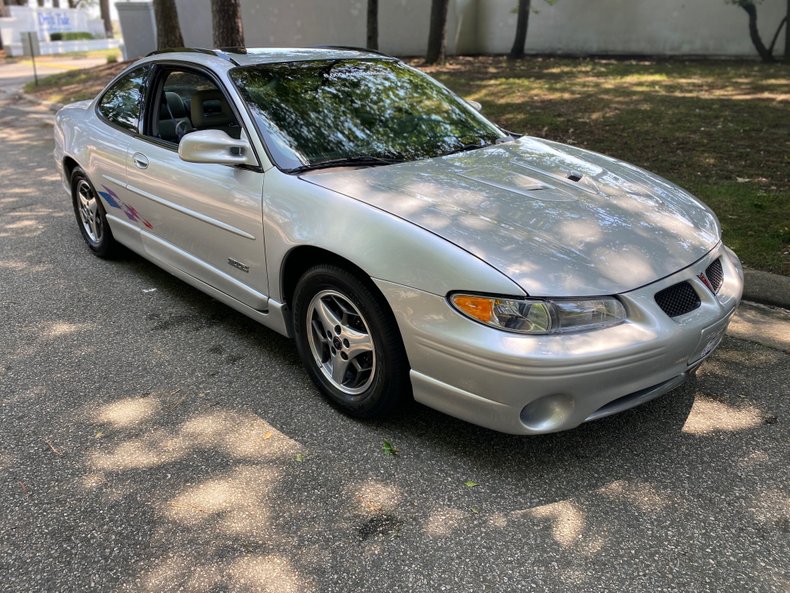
[451,295,495,323]
[450,294,626,335]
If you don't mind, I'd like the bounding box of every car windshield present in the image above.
[229,59,507,171]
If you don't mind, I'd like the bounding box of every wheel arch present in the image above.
[63,156,80,185]
[280,245,377,311]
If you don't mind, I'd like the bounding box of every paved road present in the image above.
[0,56,106,95]
[1,94,788,593]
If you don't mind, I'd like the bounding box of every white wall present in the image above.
[107,0,789,59]
[239,0,476,56]
[477,0,788,56]
[175,0,212,48]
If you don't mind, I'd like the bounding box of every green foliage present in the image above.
[381,440,399,456]
[50,32,94,41]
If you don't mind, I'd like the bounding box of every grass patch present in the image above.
[24,61,127,103]
[28,55,790,274]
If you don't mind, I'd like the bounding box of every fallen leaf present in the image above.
[295,453,304,462]
[95,431,104,439]
[470,506,479,514]
[464,480,479,489]
[736,177,750,183]
[382,440,399,456]
[263,431,273,440]
[44,440,62,456]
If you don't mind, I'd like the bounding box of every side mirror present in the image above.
[178,129,258,167]
[466,99,482,112]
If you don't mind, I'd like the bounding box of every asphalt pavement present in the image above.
[0,93,788,593]
[0,56,107,96]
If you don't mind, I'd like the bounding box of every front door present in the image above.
[124,67,268,310]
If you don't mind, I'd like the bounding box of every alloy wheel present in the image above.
[306,289,376,395]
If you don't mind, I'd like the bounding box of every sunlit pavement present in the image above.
[0,56,106,95]
[0,94,788,593]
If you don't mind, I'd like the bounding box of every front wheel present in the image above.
[292,265,411,419]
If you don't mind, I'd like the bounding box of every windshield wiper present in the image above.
[287,155,405,174]
[440,141,494,158]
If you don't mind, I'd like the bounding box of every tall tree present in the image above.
[509,0,531,59]
[367,0,378,50]
[212,0,245,48]
[784,0,789,59]
[153,0,184,50]
[730,0,787,62]
[99,0,112,37]
[425,0,450,64]
[0,0,5,51]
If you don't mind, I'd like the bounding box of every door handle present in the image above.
[133,152,149,169]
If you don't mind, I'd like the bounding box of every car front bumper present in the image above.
[375,243,743,434]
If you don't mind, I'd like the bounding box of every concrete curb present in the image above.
[743,269,790,310]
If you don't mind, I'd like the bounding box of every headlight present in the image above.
[450,294,626,334]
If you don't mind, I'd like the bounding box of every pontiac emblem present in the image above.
[698,272,714,293]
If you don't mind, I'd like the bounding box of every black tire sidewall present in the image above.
[293,265,409,418]
[71,167,114,257]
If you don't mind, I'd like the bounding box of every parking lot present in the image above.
[1,92,788,592]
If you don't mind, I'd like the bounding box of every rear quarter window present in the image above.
[97,65,151,133]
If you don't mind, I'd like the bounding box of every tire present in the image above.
[293,264,411,419]
[71,166,118,258]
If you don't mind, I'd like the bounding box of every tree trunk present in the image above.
[153,0,184,50]
[52,0,60,8]
[0,0,5,51]
[786,0,790,59]
[367,0,378,51]
[740,2,774,62]
[508,0,531,60]
[99,0,112,37]
[37,0,44,7]
[68,0,76,8]
[425,0,450,64]
[212,0,245,48]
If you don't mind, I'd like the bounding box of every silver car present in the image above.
[54,47,743,434]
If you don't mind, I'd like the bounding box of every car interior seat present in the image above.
[190,89,241,139]
[158,91,193,143]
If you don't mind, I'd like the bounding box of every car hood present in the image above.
[303,137,720,296]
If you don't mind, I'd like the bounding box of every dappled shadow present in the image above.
[419,56,790,274]
[2,81,788,591]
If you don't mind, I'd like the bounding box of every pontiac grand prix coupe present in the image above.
[54,47,743,434]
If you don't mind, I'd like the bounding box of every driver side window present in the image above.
[150,69,241,145]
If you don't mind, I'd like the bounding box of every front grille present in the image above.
[705,258,723,293]
[655,281,701,318]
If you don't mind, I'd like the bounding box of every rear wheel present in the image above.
[71,167,117,258]
[293,264,410,419]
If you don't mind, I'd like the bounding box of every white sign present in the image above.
[37,10,77,34]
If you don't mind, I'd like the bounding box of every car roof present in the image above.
[144,46,390,69]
